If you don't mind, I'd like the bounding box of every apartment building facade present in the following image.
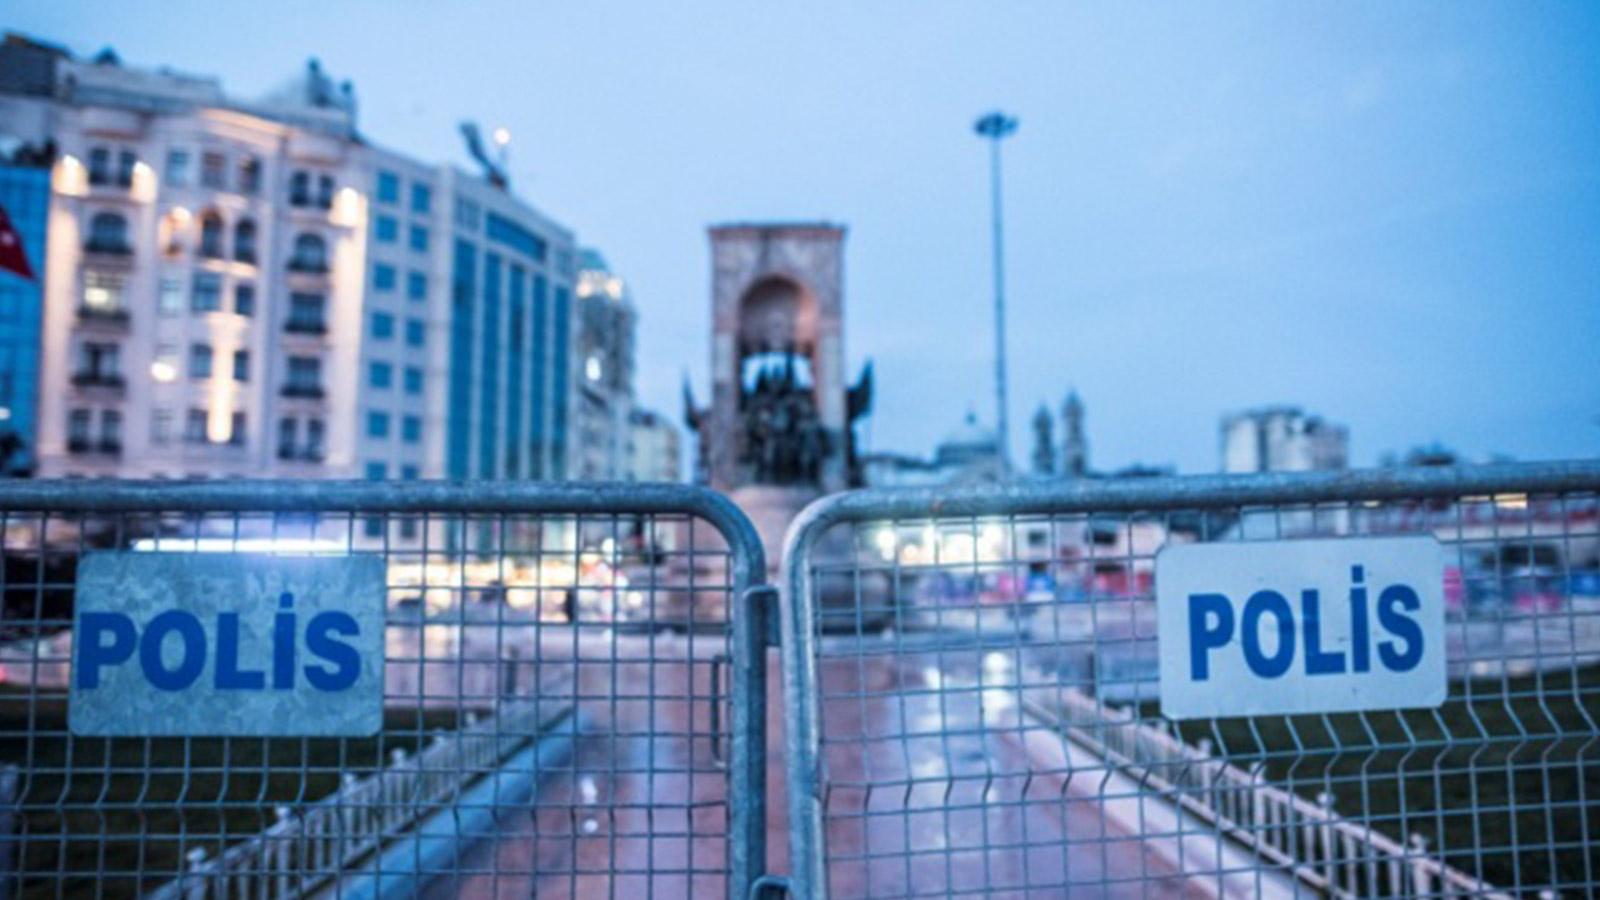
[0,36,581,503]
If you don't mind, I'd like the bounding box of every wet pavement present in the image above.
[413,632,1205,899]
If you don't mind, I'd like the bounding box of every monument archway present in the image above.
[684,222,873,576]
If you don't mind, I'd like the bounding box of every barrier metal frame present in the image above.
[0,479,771,900]
[778,460,1600,899]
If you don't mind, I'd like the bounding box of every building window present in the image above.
[287,293,326,333]
[485,213,546,261]
[82,272,127,314]
[198,210,225,259]
[316,174,334,210]
[375,215,398,244]
[151,409,173,445]
[365,461,387,480]
[373,263,397,292]
[234,282,255,317]
[407,271,427,301]
[306,418,325,458]
[289,233,328,273]
[85,212,130,254]
[87,147,112,185]
[371,312,395,340]
[238,156,261,195]
[189,343,213,379]
[411,183,431,214]
[233,219,257,264]
[191,273,222,312]
[408,224,428,253]
[229,411,247,445]
[289,170,311,206]
[165,149,192,187]
[401,464,419,481]
[116,150,136,187]
[74,342,121,385]
[232,349,250,382]
[285,356,323,397]
[453,197,479,231]
[185,408,208,443]
[277,417,297,459]
[101,410,122,452]
[67,409,92,451]
[403,366,423,395]
[370,361,392,389]
[377,170,399,204]
[151,344,179,382]
[401,415,421,443]
[158,276,184,316]
[367,411,390,438]
[200,151,227,189]
[405,319,425,347]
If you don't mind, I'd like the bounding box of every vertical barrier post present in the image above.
[731,586,774,900]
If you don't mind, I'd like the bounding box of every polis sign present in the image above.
[1155,537,1447,719]
[69,553,386,736]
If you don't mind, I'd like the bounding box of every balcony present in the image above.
[67,438,122,457]
[82,238,133,257]
[77,306,130,326]
[287,257,330,275]
[280,384,326,400]
[277,445,326,463]
[71,371,126,390]
[284,318,328,336]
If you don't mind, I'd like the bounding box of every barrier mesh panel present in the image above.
[787,477,1599,898]
[0,493,750,899]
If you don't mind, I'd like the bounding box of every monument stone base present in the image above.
[730,484,821,582]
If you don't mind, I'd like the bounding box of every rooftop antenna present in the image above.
[459,121,509,190]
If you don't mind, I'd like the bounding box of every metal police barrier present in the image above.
[0,480,771,899]
[779,461,1600,898]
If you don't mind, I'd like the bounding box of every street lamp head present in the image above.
[974,111,1019,140]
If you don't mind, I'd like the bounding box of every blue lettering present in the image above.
[1301,589,1346,675]
[139,610,206,691]
[1349,566,1370,673]
[76,612,136,688]
[303,612,361,692]
[1241,590,1295,678]
[1377,584,1424,672]
[1187,593,1234,681]
[273,592,296,690]
[214,612,265,690]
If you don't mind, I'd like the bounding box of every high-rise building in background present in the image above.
[1220,405,1348,474]
[573,249,635,480]
[625,408,680,483]
[0,157,48,474]
[0,35,593,523]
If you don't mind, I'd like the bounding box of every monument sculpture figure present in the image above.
[684,223,872,575]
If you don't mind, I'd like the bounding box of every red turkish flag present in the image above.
[0,204,34,281]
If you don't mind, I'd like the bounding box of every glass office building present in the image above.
[0,163,47,474]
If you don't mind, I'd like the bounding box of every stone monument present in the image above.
[685,222,872,578]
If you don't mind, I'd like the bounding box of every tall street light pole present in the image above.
[974,110,1018,475]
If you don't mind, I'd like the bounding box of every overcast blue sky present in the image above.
[12,2,1599,472]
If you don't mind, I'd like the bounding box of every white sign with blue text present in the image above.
[69,553,386,736]
[1155,537,1446,719]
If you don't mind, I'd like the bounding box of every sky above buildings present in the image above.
[11,2,1600,472]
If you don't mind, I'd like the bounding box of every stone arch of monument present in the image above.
[737,274,819,357]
